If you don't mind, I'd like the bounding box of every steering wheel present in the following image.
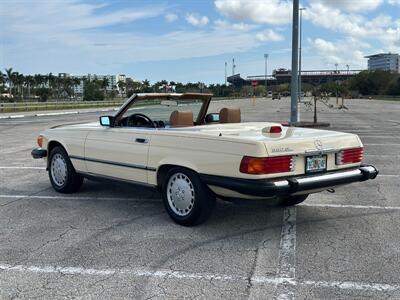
[126,113,155,128]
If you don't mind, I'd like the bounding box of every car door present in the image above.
[84,127,153,184]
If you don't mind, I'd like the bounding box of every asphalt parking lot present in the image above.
[1,97,399,299]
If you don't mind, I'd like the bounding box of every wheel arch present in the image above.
[156,163,198,189]
[46,140,68,169]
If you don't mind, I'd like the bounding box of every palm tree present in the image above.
[117,80,126,96]
[101,77,109,96]
[0,71,5,91]
[5,68,15,97]
[25,75,34,99]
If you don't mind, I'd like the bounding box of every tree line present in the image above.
[1,68,399,102]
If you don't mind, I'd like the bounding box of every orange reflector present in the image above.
[37,135,43,147]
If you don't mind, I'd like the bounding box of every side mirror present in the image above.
[205,113,220,124]
[99,116,114,127]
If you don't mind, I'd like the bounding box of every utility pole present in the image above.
[232,58,235,75]
[290,0,299,124]
[264,54,268,95]
[225,62,227,86]
[298,7,306,105]
[346,64,350,75]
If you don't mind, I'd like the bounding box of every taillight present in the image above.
[37,135,43,147]
[240,155,294,174]
[336,147,364,165]
[269,126,282,133]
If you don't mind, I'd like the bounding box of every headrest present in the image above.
[219,107,241,123]
[169,111,194,127]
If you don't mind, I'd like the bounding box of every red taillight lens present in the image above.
[240,155,293,174]
[336,147,364,165]
[269,126,282,133]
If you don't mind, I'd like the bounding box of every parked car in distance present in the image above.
[32,93,378,226]
[272,92,281,100]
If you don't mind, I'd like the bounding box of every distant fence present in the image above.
[0,100,124,113]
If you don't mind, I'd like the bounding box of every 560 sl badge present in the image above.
[271,147,293,153]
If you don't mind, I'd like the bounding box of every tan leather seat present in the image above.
[219,107,241,123]
[169,111,194,127]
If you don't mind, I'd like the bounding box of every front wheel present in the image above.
[162,168,215,226]
[280,194,308,206]
[48,146,83,193]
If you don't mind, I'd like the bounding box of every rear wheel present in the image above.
[162,167,215,226]
[48,146,83,193]
[280,194,308,206]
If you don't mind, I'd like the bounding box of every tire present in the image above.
[48,146,83,193]
[280,194,308,206]
[161,167,215,226]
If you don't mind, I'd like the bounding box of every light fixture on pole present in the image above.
[232,58,236,75]
[298,7,306,105]
[290,0,299,124]
[264,53,268,95]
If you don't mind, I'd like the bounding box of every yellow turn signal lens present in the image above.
[37,135,43,147]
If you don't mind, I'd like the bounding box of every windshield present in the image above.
[119,98,204,128]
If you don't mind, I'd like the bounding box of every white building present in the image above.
[71,74,127,96]
[365,53,400,73]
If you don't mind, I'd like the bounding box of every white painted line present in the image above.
[1,263,399,293]
[300,203,400,211]
[300,279,400,292]
[274,206,297,299]
[0,194,160,203]
[35,111,78,117]
[378,174,399,178]
[361,136,400,139]
[0,166,45,170]
[364,143,400,146]
[0,263,244,282]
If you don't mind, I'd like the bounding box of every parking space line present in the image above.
[300,203,400,210]
[0,194,160,203]
[0,166,46,170]
[274,206,297,299]
[1,262,399,293]
[364,143,400,146]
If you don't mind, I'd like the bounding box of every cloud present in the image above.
[213,19,257,31]
[185,13,209,27]
[388,0,400,5]
[165,13,178,23]
[0,1,165,33]
[310,0,384,12]
[0,1,267,74]
[214,0,292,25]
[255,29,284,42]
[304,2,400,52]
[308,38,367,68]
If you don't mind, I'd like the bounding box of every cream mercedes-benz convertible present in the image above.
[32,93,378,226]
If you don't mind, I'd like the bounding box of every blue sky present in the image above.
[0,0,399,84]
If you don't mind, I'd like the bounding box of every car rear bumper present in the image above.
[31,148,47,159]
[200,165,379,199]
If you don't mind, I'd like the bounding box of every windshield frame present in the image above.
[113,93,213,127]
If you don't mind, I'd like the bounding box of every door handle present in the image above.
[135,138,148,144]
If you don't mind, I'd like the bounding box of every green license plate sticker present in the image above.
[306,155,327,173]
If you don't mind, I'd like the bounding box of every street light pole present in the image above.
[290,0,299,124]
[225,62,227,86]
[298,7,306,106]
[264,53,268,96]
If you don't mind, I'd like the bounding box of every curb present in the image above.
[0,108,118,120]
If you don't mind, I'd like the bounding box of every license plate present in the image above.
[305,155,327,173]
